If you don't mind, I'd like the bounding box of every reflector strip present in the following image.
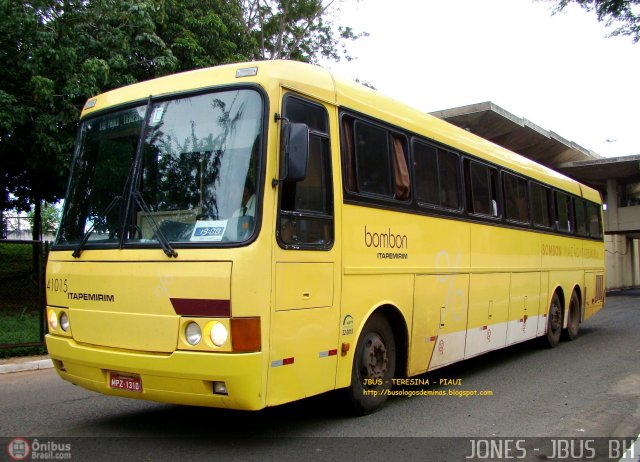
[319,349,338,358]
[271,357,295,367]
[429,336,437,342]
[170,298,231,317]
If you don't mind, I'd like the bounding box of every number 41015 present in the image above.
[47,277,68,293]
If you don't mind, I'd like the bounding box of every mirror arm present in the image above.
[272,113,290,187]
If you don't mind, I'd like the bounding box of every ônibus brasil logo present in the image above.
[7,438,30,461]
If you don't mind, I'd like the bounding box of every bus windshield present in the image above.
[56,89,263,249]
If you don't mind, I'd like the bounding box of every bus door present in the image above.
[267,93,340,406]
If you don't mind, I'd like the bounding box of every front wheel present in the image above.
[346,313,396,415]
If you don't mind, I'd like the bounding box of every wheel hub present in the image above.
[362,335,388,380]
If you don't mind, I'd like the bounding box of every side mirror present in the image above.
[284,122,309,182]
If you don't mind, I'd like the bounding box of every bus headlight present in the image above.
[210,322,228,347]
[48,310,58,331]
[185,322,202,346]
[59,311,70,332]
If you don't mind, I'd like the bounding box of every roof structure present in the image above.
[430,101,639,188]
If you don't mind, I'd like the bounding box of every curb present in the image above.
[0,358,54,374]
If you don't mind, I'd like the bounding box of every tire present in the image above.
[562,292,581,341]
[346,313,396,415]
[543,293,562,348]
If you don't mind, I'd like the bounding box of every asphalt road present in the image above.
[1,291,639,461]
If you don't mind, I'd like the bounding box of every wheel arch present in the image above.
[360,303,409,379]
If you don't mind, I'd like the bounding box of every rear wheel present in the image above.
[563,292,581,341]
[346,313,396,415]
[543,293,562,348]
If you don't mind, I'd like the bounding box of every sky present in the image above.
[321,0,640,158]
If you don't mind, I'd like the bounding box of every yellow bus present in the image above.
[45,60,605,414]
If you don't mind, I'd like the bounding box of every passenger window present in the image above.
[587,203,603,238]
[574,198,588,236]
[555,191,573,232]
[342,116,410,201]
[278,95,333,249]
[531,183,551,228]
[503,173,529,223]
[353,121,392,197]
[414,141,460,210]
[466,160,499,217]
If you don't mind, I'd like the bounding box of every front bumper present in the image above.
[46,334,265,410]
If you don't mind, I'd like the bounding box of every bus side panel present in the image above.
[335,274,414,389]
[411,273,469,371]
[465,273,509,358]
[584,271,606,321]
[506,272,540,345]
[583,238,606,321]
[411,274,471,375]
[267,307,339,406]
[537,271,550,336]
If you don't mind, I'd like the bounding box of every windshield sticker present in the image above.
[151,107,164,124]
[190,220,227,242]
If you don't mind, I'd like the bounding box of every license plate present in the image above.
[109,373,143,393]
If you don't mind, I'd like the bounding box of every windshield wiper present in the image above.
[72,196,122,258]
[132,191,178,258]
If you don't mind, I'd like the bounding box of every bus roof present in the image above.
[80,60,600,203]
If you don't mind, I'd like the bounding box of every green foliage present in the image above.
[0,312,42,345]
[153,0,252,69]
[240,0,366,62]
[546,0,640,42]
[0,242,33,279]
[27,202,60,234]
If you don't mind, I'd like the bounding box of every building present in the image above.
[431,102,639,290]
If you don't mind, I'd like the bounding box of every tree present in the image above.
[0,0,178,239]
[545,0,640,43]
[153,0,253,70]
[27,202,60,235]
[240,0,365,62]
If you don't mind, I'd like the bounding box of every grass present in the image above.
[0,242,35,277]
[0,242,41,310]
[0,311,47,358]
[0,242,47,357]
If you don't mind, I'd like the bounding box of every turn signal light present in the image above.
[230,317,261,352]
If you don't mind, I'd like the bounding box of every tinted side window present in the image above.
[354,121,392,197]
[440,150,461,209]
[531,183,551,228]
[414,142,439,206]
[587,203,603,238]
[342,115,411,201]
[414,141,460,210]
[555,191,572,232]
[503,173,529,223]
[466,160,499,217]
[574,198,588,236]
